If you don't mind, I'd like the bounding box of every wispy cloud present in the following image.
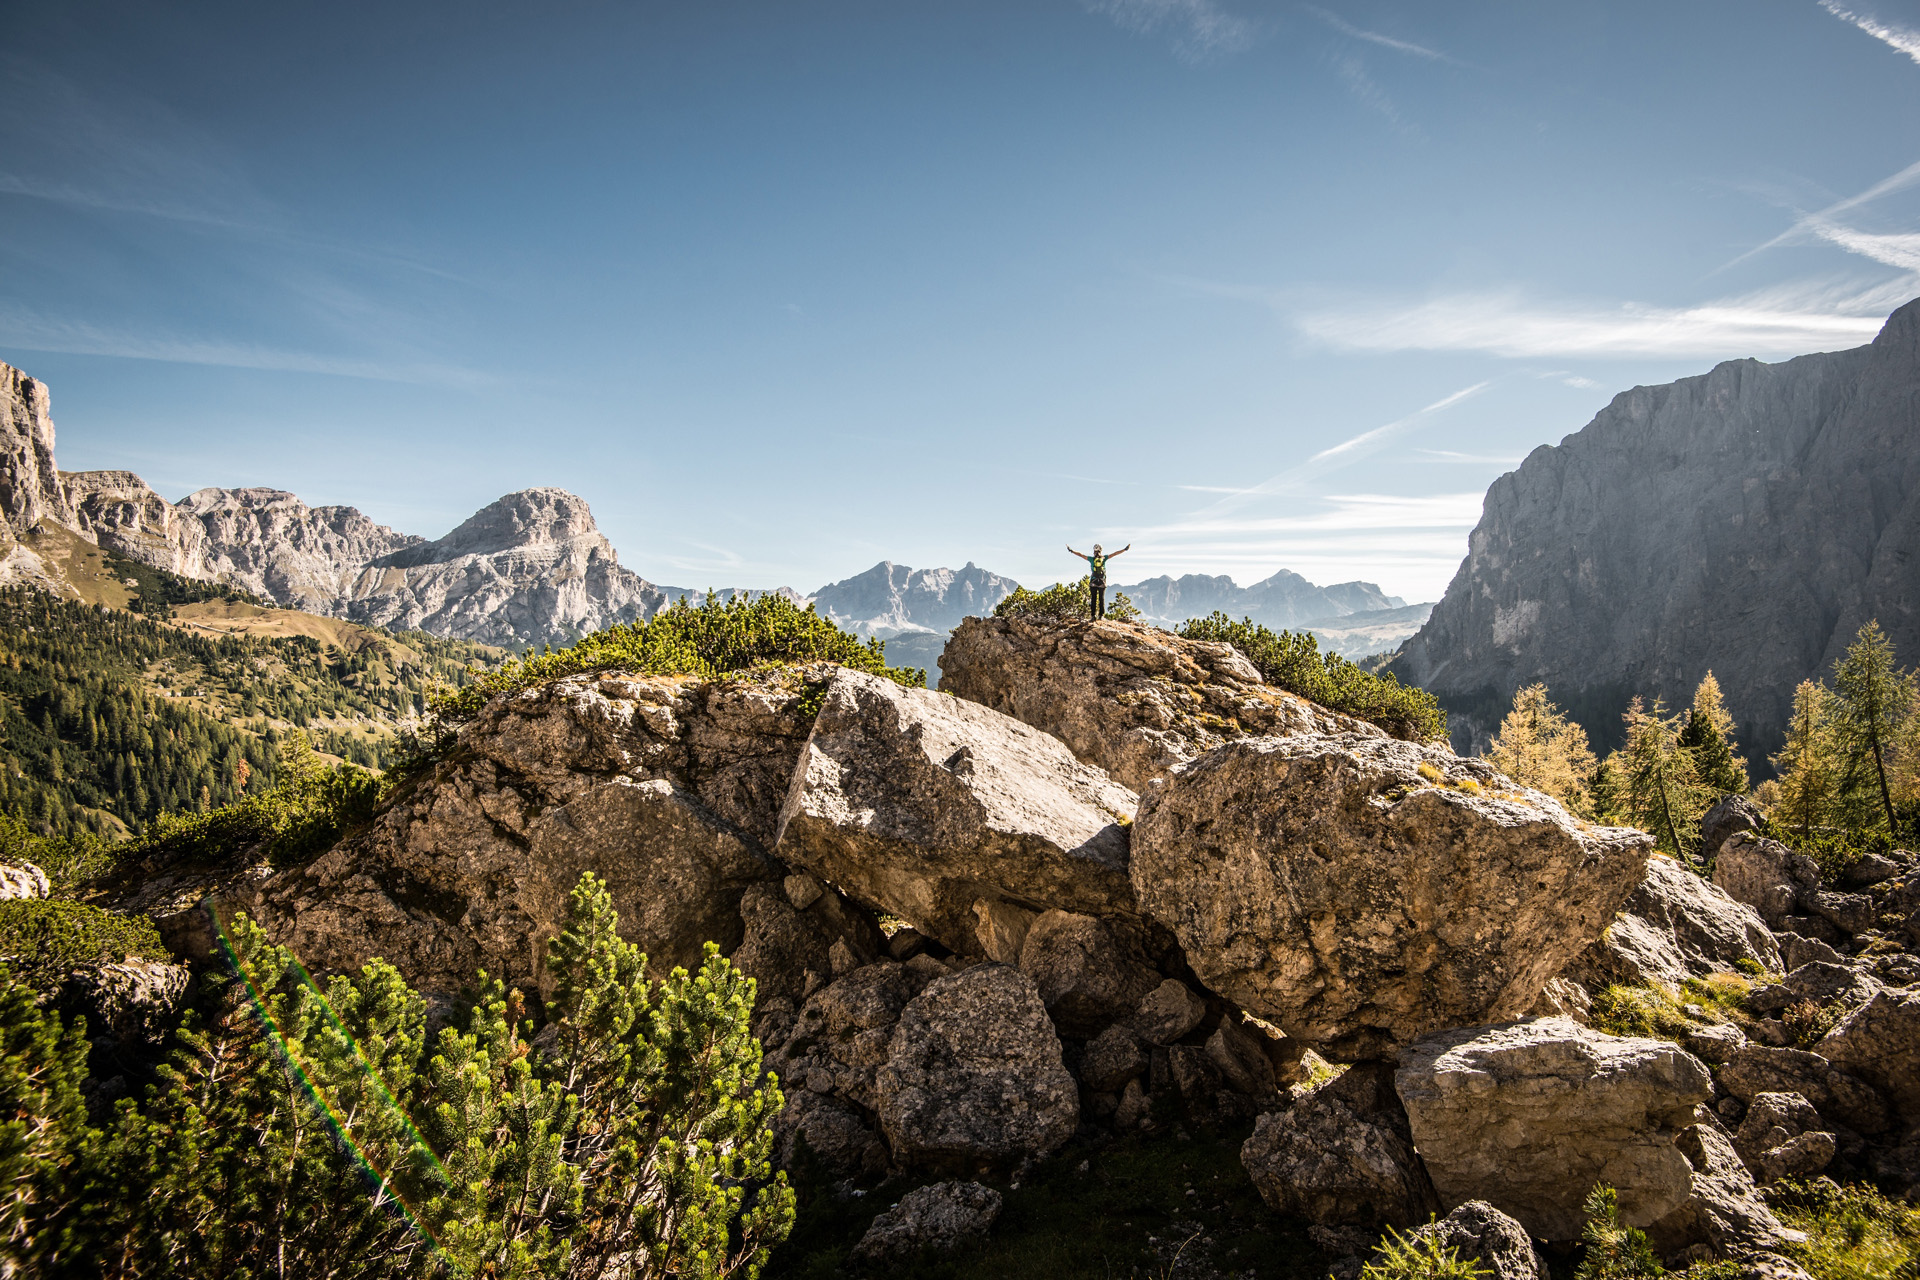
[1332,55,1408,128]
[1728,157,1920,269]
[1084,0,1256,61]
[1417,449,1525,464]
[1806,221,1920,271]
[1818,0,1920,65]
[0,305,493,388]
[1289,277,1907,358]
[1304,6,1451,62]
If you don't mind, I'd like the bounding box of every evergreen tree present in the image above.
[1621,696,1710,859]
[1771,680,1842,843]
[1486,683,1597,813]
[1677,671,1748,796]
[1588,752,1628,826]
[1831,619,1915,837]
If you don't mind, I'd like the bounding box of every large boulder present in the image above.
[875,964,1079,1170]
[1395,1018,1712,1241]
[1241,1063,1438,1228]
[246,669,817,995]
[773,668,1139,955]
[1732,1093,1836,1184]
[1700,796,1765,864]
[937,615,1384,792]
[1016,910,1160,1039]
[1133,735,1651,1059]
[1715,1043,1890,1135]
[1565,854,1780,991]
[1646,1123,1798,1258]
[1815,988,1920,1125]
[1712,832,1822,931]
[56,958,189,1048]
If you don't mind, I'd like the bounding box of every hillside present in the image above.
[1392,295,1920,757]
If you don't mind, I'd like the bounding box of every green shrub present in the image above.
[1783,998,1843,1049]
[993,577,1139,624]
[0,968,93,1277]
[1590,984,1695,1041]
[1359,1226,1488,1280]
[0,809,114,893]
[1175,613,1448,742]
[124,733,382,870]
[1768,1178,1920,1280]
[1575,1185,1663,1280]
[433,592,923,725]
[0,900,165,993]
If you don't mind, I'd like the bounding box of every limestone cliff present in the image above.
[0,366,76,588]
[1391,296,1920,757]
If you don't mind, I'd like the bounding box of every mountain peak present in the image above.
[422,488,604,559]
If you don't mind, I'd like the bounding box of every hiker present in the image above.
[1066,542,1130,620]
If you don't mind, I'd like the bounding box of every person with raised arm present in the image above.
[1066,541,1130,620]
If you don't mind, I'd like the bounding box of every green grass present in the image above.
[1587,975,1755,1043]
[1769,1179,1920,1280]
[765,1124,1333,1279]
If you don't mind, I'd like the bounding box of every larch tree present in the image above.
[1771,680,1842,843]
[1832,620,1915,837]
[1678,671,1748,796]
[1486,683,1597,812]
[1621,696,1710,859]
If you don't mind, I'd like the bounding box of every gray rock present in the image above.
[1807,889,1878,936]
[1733,1092,1835,1184]
[876,964,1079,1169]
[813,561,1018,641]
[1701,797,1766,864]
[731,880,884,1007]
[1682,1022,1747,1064]
[1647,1123,1799,1258]
[1385,299,1920,760]
[248,669,810,996]
[1129,979,1207,1046]
[1080,1024,1149,1092]
[768,961,923,1113]
[1815,988,1920,1125]
[774,1090,889,1176]
[938,615,1386,793]
[1384,1201,1546,1280]
[1395,1018,1711,1241]
[1715,1044,1890,1135]
[56,958,189,1047]
[1843,851,1902,889]
[1565,853,1779,991]
[1207,1017,1280,1099]
[1746,960,1880,1017]
[1133,735,1650,1059]
[773,667,1139,956]
[0,858,48,901]
[972,899,1036,964]
[1016,910,1159,1039]
[849,1181,1002,1265]
[1241,1063,1438,1228]
[1776,932,1845,970]
[1713,833,1823,931]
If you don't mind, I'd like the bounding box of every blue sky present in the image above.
[3,0,1918,602]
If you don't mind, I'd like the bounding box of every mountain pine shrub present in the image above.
[1573,1185,1662,1280]
[1176,613,1447,742]
[1357,1225,1488,1280]
[435,592,923,725]
[6,871,792,1278]
[0,900,166,995]
[993,577,1139,623]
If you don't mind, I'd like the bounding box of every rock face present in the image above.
[1241,1062,1438,1228]
[849,1181,1002,1264]
[1712,833,1825,931]
[1565,854,1780,991]
[243,667,831,995]
[0,365,77,588]
[1389,297,1920,757]
[773,668,1139,955]
[55,958,190,1048]
[1133,734,1650,1059]
[1815,989,1920,1125]
[62,471,209,578]
[1395,1018,1713,1241]
[874,964,1079,1169]
[939,616,1385,793]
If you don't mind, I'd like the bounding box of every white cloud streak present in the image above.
[1291,279,1906,358]
[1303,6,1451,61]
[1084,0,1256,61]
[1818,0,1920,64]
[1807,221,1920,271]
[1729,157,1920,267]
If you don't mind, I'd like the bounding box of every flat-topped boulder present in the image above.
[1133,734,1650,1059]
[938,615,1382,792]
[773,667,1139,955]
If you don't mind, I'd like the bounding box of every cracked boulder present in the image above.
[1564,853,1779,991]
[773,667,1139,955]
[1133,734,1650,1059]
[245,669,814,995]
[1241,1062,1438,1228]
[938,615,1386,793]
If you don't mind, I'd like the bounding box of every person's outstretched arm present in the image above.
[1066,545,1089,560]
[1108,544,1131,558]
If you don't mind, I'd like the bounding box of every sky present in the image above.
[3,1,1918,603]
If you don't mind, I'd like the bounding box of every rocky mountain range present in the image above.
[1391,295,1920,758]
[1119,569,1403,631]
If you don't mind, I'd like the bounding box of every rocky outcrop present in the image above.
[1395,1018,1712,1241]
[243,667,836,995]
[1733,1093,1836,1183]
[1712,833,1824,932]
[61,470,208,577]
[55,958,190,1048]
[939,616,1385,792]
[849,1181,1002,1265]
[773,668,1138,955]
[1390,297,1920,757]
[1565,854,1779,991]
[0,858,48,901]
[1701,796,1765,863]
[1715,1043,1890,1136]
[1814,988,1920,1125]
[1646,1122,1797,1258]
[1241,1062,1437,1228]
[1133,734,1650,1059]
[0,365,76,588]
[169,487,421,614]
[875,964,1079,1170]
